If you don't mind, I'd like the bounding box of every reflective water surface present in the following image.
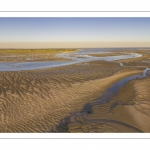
[0,48,142,71]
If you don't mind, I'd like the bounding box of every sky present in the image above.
[0,17,150,48]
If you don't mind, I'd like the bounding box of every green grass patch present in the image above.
[0,49,77,55]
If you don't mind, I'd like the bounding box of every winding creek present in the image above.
[55,66,150,132]
[0,48,142,71]
[55,49,150,132]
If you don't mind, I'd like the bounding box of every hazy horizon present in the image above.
[1,42,150,49]
[0,18,150,49]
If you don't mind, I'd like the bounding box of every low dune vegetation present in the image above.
[0,49,76,62]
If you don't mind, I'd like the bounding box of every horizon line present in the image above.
[0,47,150,50]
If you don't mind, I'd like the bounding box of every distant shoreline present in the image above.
[0,47,150,50]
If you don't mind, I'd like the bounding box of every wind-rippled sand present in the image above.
[64,50,150,133]
[0,49,150,132]
[0,60,136,132]
[68,75,150,133]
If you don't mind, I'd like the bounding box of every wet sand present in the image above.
[69,75,150,133]
[89,52,128,57]
[0,49,150,132]
[59,50,150,133]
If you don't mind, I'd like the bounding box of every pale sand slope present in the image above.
[67,74,150,133]
[0,60,143,132]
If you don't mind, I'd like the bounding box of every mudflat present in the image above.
[0,49,150,132]
[0,49,75,62]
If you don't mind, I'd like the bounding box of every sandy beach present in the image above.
[0,49,150,132]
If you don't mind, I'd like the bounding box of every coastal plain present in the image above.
[0,49,150,132]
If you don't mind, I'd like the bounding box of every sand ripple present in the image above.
[0,60,126,132]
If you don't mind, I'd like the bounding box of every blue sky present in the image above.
[0,18,150,48]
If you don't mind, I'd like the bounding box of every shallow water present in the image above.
[0,48,142,72]
[0,61,77,72]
